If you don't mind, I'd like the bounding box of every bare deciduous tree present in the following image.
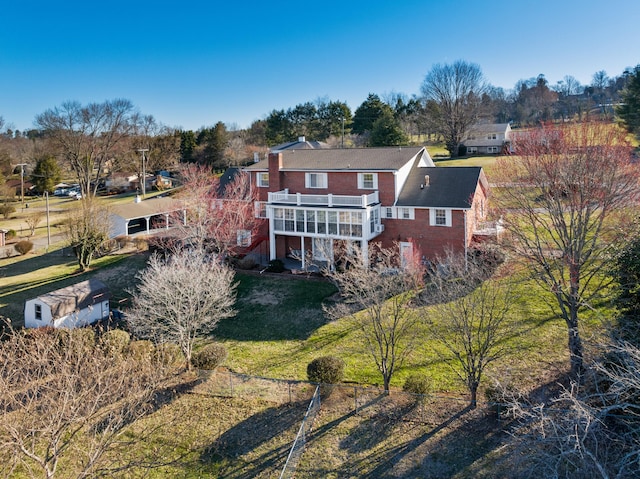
[65,205,110,271]
[127,248,237,369]
[324,243,423,392]
[25,211,44,237]
[420,60,488,156]
[503,340,640,479]
[0,326,171,479]
[35,99,140,199]
[495,122,640,376]
[425,252,517,408]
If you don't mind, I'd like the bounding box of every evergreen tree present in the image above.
[352,94,393,135]
[203,121,228,169]
[617,65,640,138]
[180,130,197,163]
[31,155,61,193]
[369,110,408,146]
[317,100,352,141]
[265,109,294,146]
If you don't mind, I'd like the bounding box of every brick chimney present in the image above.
[268,152,283,191]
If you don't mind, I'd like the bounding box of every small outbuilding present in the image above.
[24,278,111,329]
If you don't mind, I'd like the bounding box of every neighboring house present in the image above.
[270,136,328,152]
[105,172,138,193]
[24,279,111,329]
[461,123,512,155]
[243,146,490,268]
[109,196,185,238]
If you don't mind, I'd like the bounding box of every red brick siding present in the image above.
[378,209,467,260]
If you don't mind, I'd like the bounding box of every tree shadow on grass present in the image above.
[199,400,309,479]
[216,274,338,342]
[297,392,487,478]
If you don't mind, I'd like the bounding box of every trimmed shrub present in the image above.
[307,356,345,384]
[403,373,430,396]
[69,327,96,351]
[6,229,16,240]
[133,237,148,251]
[236,256,257,270]
[99,329,131,357]
[128,340,155,361]
[266,258,285,273]
[192,343,227,370]
[14,240,33,255]
[155,342,183,367]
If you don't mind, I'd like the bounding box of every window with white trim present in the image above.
[400,207,414,220]
[358,172,378,189]
[255,201,267,218]
[429,208,452,227]
[487,146,499,153]
[305,172,327,189]
[237,229,251,247]
[257,172,269,187]
[467,146,477,154]
[385,207,394,219]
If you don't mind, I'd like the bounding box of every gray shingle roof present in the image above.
[396,163,484,209]
[34,278,111,319]
[245,146,432,171]
[110,196,181,221]
[270,138,328,151]
[466,123,510,135]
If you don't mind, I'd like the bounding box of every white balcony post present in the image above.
[296,192,301,206]
[328,194,333,207]
[269,216,276,260]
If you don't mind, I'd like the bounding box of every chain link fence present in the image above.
[279,385,321,479]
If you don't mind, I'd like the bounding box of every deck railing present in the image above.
[268,190,378,208]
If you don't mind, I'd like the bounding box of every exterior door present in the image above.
[399,241,413,269]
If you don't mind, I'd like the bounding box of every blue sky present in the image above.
[0,0,638,132]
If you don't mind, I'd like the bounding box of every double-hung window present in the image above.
[358,172,378,189]
[400,207,414,220]
[430,208,451,226]
[257,172,269,187]
[305,172,327,189]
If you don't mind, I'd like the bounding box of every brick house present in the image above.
[243,146,489,268]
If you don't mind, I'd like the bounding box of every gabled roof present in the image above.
[396,162,484,209]
[465,123,511,135]
[31,278,111,319]
[246,146,433,172]
[270,137,328,151]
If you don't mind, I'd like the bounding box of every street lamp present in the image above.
[137,149,149,197]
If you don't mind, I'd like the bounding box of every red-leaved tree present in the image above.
[167,164,258,257]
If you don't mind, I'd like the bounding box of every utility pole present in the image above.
[137,149,149,197]
[17,163,27,205]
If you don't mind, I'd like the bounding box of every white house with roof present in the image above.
[24,279,111,329]
[461,123,512,155]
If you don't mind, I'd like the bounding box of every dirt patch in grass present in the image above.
[243,289,289,306]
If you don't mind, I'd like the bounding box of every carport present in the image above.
[110,196,186,238]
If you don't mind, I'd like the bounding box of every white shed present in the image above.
[24,279,111,329]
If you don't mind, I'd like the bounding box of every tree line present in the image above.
[1,60,638,180]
